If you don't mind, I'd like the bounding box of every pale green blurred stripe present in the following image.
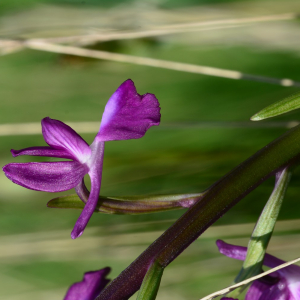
[1,220,300,299]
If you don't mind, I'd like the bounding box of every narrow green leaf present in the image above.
[136,261,164,300]
[227,168,291,298]
[47,192,206,215]
[251,92,300,121]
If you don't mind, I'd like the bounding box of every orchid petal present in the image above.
[64,267,111,300]
[42,117,91,163]
[245,280,272,300]
[96,79,160,142]
[216,240,248,261]
[216,240,285,269]
[289,282,300,300]
[3,161,88,192]
[11,146,74,159]
[258,279,290,300]
[71,141,105,239]
[216,240,300,277]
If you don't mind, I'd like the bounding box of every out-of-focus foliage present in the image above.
[1,0,300,299]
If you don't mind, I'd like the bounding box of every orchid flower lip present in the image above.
[96,79,161,142]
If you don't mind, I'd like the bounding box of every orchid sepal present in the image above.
[3,161,88,192]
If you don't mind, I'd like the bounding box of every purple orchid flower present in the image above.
[216,240,300,300]
[64,267,111,300]
[3,79,161,239]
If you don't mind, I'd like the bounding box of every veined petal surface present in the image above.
[64,268,111,300]
[3,161,88,192]
[97,79,160,141]
[11,146,74,159]
[42,117,91,163]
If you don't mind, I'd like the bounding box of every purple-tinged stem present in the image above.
[96,124,300,300]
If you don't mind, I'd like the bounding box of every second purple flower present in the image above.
[217,240,300,300]
[3,79,161,239]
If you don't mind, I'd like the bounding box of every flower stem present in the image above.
[96,124,300,300]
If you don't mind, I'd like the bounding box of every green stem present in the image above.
[96,124,300,300]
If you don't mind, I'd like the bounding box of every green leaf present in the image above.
[136,261,164,300]
[251,92,300,121]
[47,192,206,215]
[227,168,291,298]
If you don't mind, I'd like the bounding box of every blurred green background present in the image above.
[1,0,300,299]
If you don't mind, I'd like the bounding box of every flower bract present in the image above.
[3,79,161,238]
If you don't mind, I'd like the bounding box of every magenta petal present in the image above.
[216,240,247,261]
[255,279,290,300]
[71,141,105,239]
[42,117,91,163]
[216,240,300,275]
[216,240,290,272]
[96,79,161,142]
[3,161,88,192]
[11,146,74,159]
[64,267,111,300]
[245,280,272,300]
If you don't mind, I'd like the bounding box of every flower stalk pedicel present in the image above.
[47,192,206,214]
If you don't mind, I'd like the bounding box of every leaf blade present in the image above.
[251,92,300,121]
